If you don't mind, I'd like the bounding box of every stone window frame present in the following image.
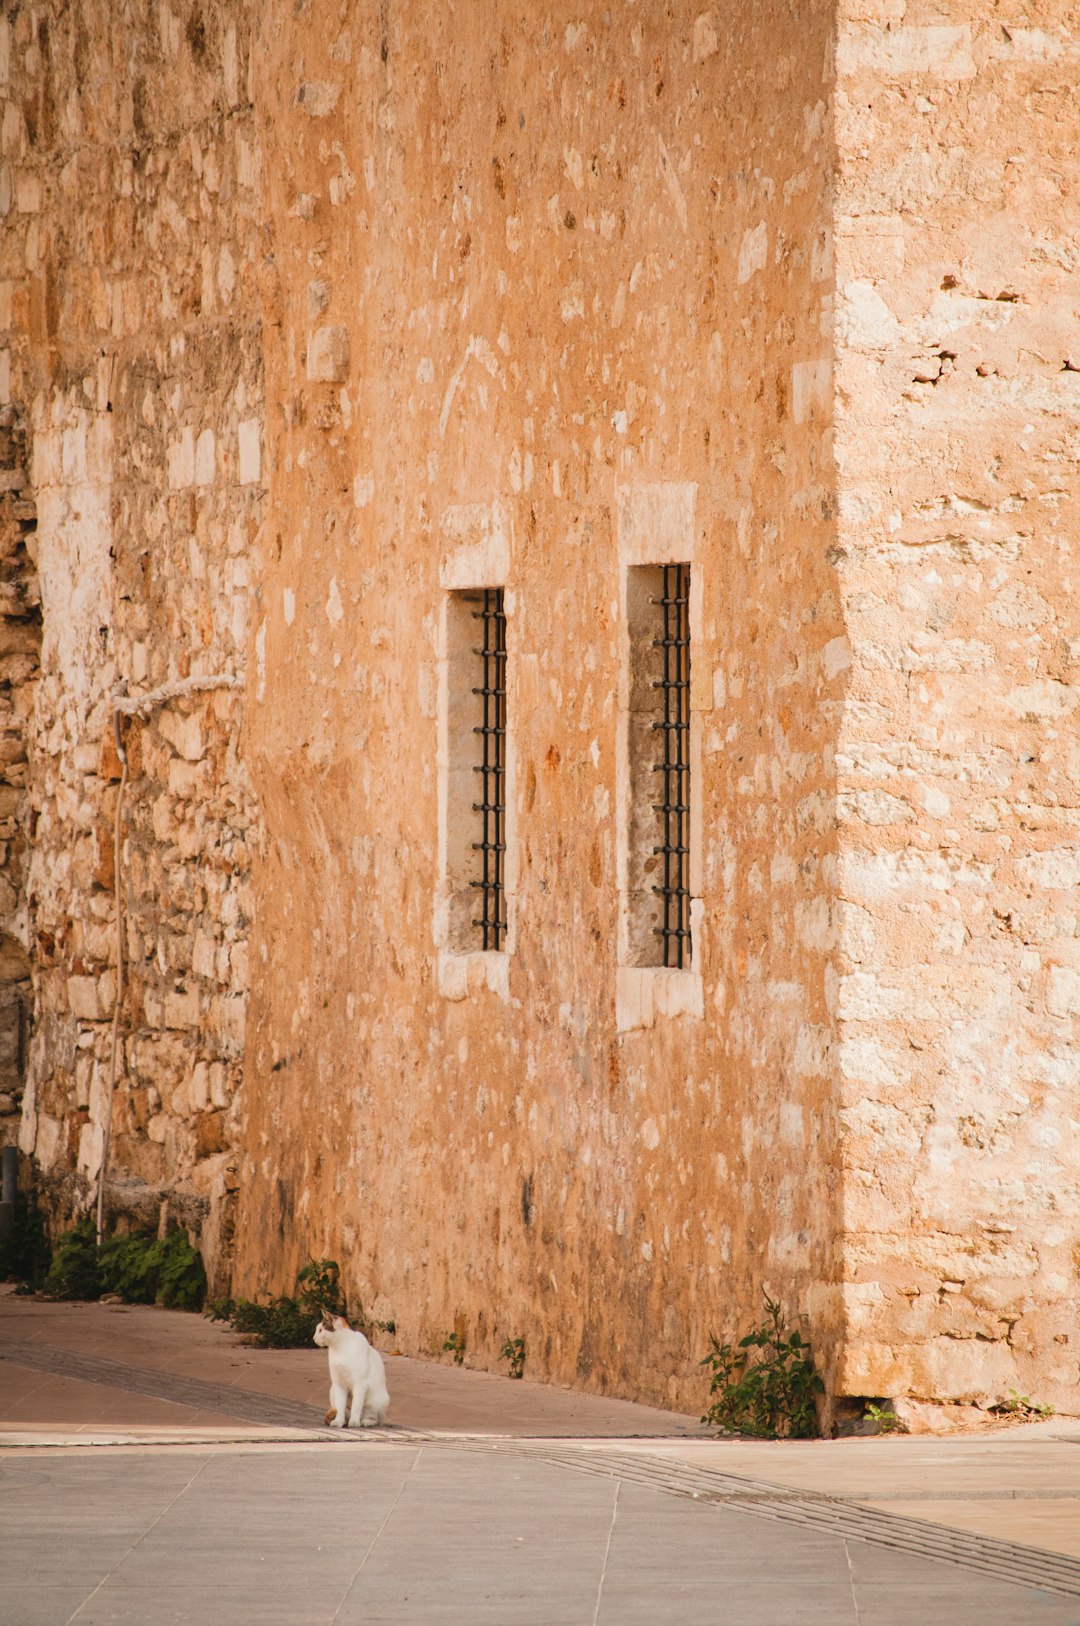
[615,484,704,1032]
[435,503,515,1002]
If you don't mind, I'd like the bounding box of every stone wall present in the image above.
[5,0,1075,1423]
[0,405,39,1143]
[235,0,843,1411]
[3,1,264,1277]
[832,2,1080,1412]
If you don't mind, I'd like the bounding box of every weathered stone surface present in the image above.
[6,0,1077,1424]
[4,1,262,1282]
[832,0,1080,1416]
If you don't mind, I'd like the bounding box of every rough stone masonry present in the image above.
[1,0,1077,1424]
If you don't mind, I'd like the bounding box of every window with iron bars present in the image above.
[469,588,507,950]
[626,562,692,968]
[651,563,691,966]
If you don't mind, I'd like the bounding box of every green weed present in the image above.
[499,1336,526,1379]
[701,1294,822,1439]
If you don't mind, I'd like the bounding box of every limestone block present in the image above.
[189,1061,210,1112]
[229,940,249,991]
[195,428,216,487]
[910,1337,1019,1406]
[237,418,261,485]
[297,81,340,117]
[167,427,195,490]
[209,1063,230,1109]
[1018,848,1080,890]
[838,25,975,82]
[307,326,349,382]
[164,988,200,1029]
[158,710,205,762]
[78,1120,103,1178]
[194,1110,227,1157]
[192,929,217,980]
[692,12,718,62]
[838,788,914,826]
[1047,967,1080,1018]
[891,1398,987,1436]
[67,975,101,1021]
[209,993,246,1054]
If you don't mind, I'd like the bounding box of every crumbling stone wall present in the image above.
[832,3,1080,1412]
[3,1,264,1277]
[0,406,39,1143]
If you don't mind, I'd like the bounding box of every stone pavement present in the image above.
[2,1291,1080,1625]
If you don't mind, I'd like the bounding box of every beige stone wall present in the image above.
[833,3,1080,1410]
[7,0,1074,1422]
[3,2,264,1272]
[236,0,842,1410]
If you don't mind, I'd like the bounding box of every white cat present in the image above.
[313,1310,390,1428]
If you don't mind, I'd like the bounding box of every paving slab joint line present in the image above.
[508,1445,1080,1601]
[5,1338,1080,1600]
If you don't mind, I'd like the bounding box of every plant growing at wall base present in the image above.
[499,1336,526,1379]
[43,1218,103,1300]
[116,1229,207,1310]
[991,1389,1055,1421]
[863,1401,905,1435]
[215,1258,348,1348]
[38,1219,206,1309]
[701,1294,822,1439]
[443,1330,466,1365]
[41,1220,207,1309]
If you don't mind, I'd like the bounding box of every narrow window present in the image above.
[470,588,507,950]
[653,563,691,967]
[444,587,507,953]
[626,563,692,968]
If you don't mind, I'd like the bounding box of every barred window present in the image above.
[469,588,507,950]
[626,563,692,968]
[444,587,507,953]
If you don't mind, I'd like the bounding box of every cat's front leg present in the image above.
[328,1380,349,1428]
[348,1384,367,1428]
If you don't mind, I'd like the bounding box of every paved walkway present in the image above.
[2,1292,1079,1624]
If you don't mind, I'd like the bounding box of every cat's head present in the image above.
[313,1309,349,1347]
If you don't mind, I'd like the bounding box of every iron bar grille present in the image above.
[470,588,507,950]
[651,563,691,968]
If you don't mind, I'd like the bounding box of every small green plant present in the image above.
[992,1389,1055,1420]
[499,1336,526,1379]
[145,1230,207,1310]
[372,1317,396,1336]
[443,1330,466,1365]
[863,1401,905,1435]
[41,1220,207,1309]
[215,1258,347,1348]
[43,1218,103,1300]
[701,1294,822,1440]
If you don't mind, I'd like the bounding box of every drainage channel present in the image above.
[499,1444,1080,1601]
